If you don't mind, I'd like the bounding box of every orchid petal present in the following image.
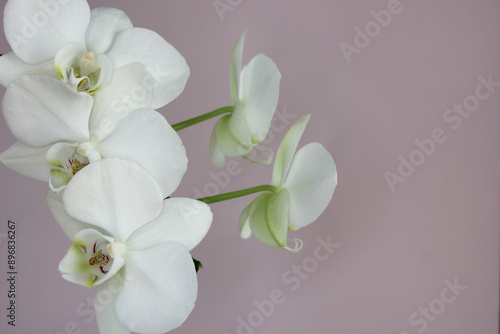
[63,159,163,241]
[209,120,227,168]
[2,76,92,146]
[106,28,189,109]
[271,114,310,187]
[46,191,102,241]
[0,141,50,181]
[116,242,197,334]
[91,53,112,91]
[94,271,130,334]
[73,229,114,249]
[266,189,290,246]
[93,254,125,287]
[238,202,252,239]
[228,103,253,151]
[128,198,212,251]
[0,52,57,87]
[230,31,246,104]
[58,244,95,288]
[97,109,187,197]
[46,142,78,167]
[86,7,133,54]
[89,63,152,141]
[284,143,337,229]
[4,0,90,63]
[240,54,281,142]
[215,105,252,157]
[49,169,71,193]
[248,190,289,248]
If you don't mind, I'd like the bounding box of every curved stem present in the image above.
[172,106,234,131]
[197,185,278,204]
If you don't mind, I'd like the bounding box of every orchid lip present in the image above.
[69,157,89,175]
[47,143,91,192]
[91,240,112,273]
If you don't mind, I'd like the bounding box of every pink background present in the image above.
[0,1,498,333]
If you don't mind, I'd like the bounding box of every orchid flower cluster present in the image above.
[0,1,337,333]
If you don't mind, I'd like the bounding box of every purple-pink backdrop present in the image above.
[0,1,498,333]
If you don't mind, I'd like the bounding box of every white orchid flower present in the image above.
[238,115,337,250]
[0,75,187,196]
[0,0,189,109]
[47,159,212,334]
[209,31,281,167]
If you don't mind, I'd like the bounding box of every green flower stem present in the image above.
[197,185,279,204]
[172,106,234,131]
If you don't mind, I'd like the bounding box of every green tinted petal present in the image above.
[58,244,94,288]
[238,201,253,239]
[215,109,252,157]
[209,119,227,168]
[266,189,290,246]
[49,169,72,193]
[248,191,289,248]
[240,54,281,143]
[86,7,133,54]
[230,31,246,104]
[284,143,337,229]
[272,115,311,187]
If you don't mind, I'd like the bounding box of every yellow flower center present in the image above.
[88,250,109,267]
[71,158,88,175]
